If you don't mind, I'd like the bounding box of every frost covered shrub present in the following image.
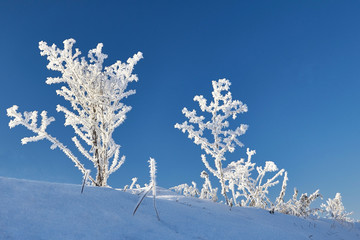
[321,193,353,223]
[199,171,218,202]
[175,79,248,205]
[174,79,287,207]
[171,172,218,202]
[275,187,322,217]
[123,177,141,192]
[173,79,355,220]
[171,147,286,208]
[224,148,285,208]
[274,173,322,217]
[171,182,200,198]
[7,39,143,186]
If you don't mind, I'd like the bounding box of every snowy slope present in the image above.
[0,177,359,240]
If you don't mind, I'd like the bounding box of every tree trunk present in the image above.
[215,158,230,206]
[91,106,108,187]
[96,165,107,186]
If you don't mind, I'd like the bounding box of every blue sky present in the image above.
[0,1,359,218]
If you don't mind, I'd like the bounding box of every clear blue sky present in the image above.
[0,1,359,219]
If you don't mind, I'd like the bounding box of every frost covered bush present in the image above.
[170,182,200,198]
[273,176,355,220]
[171,147,286,208]
[275,188,322,217]
[199,171,218,202]
[171,171,219,202]
[224,148,285,208]
[7,39,143,186]
[174,79,287,208]
[175,79,248,205]
[173,78,323,215]
[274,170,323,217]
[321,193,353,223]
[173,78,356,220]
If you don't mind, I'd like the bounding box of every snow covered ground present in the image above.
[0,177,359,240]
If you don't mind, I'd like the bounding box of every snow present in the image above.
[0,177,359,240]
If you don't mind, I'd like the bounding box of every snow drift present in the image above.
[0,177,359,240]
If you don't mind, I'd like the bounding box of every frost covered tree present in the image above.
[175,79,248,205]
[7,39,143,187]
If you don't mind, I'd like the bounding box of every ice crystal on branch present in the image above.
[175,79,248,205]
[8,39,143,187]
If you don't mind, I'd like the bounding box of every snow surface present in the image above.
[0,177,359,240]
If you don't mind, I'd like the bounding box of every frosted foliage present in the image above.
[8,39,142,187]
[171,172,218,201]
[275,188,322,217]
[273,174,330,218]
[321,193,353,222]
[175,79,248,205]
[199,171,218,202]
[170,182,200,198]
[129,177,139,190]
[223,148,285,208]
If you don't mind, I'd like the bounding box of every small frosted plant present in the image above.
[175,78,248,205]
[223,148,285,208]
[275,187,322,217]
[133,158,160,221]
[321,193,353,223]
